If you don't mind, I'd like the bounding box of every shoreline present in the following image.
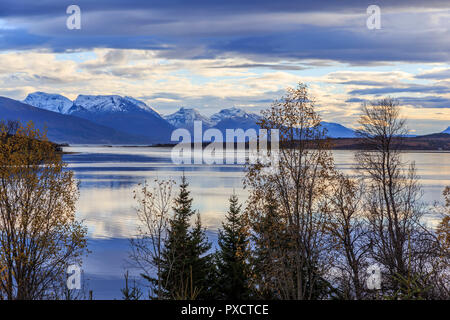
[58,133,450,152]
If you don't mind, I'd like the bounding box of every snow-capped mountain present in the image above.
[320,121,356,138]
[74,95,126,113]
[24,92,160,117]
[165,107,262,136]
[442,126,450,134]
[20,92,360,142]
[210,107,260,125]
[22,92,173,143]
[23,92,73,114]
[211,107,261,134]
[73,94,160,116]
[1,97,149,144]
[69,95,172,142]
[164,107,214,128]
[165,106,357,139]
[124,96,159,115]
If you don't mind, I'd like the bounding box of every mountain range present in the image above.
[163,107,358,138]
[0,97,149,144]
[0,91,447,144]
[23,92,173,143]
[164,106,262,134]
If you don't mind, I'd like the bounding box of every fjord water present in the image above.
[63,146,450,299]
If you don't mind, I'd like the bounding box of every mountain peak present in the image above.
[24,92,160,117]
[23,92,73,114]
[74,94,128,113]
[73,94,160,116]
[210,107,259,125]
[124,96,160,115]
[1,96,150,144]
[320,121,356,138]
[164,107,213,128]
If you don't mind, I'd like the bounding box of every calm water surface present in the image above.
[62,146,450,298]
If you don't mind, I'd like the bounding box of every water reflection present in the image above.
[64,147,249,239]
[62,146,450,298]
[64,147,450,239]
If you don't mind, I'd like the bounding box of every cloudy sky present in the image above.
[0,0,449,134]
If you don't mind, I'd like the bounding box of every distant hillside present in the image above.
[0,97,151,144]
[330,133,450,150]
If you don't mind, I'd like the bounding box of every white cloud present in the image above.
[0,49,448,134]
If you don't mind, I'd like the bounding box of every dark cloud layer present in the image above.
[416,69,450,80]
[349,85,450,95]
[1,1,448,17]
[346,96,450,109]
[0,0,449,64]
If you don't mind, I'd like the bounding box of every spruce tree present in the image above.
[188,213,214,299]
[156,175,213,299]
[215,194,251,299]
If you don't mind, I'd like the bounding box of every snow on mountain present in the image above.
[22,92,172,142]
[210,107,260,125]
[21,92,360,141]
[24,92,160,117]
[73,95,123,112]
[164,107,214,128]
[442,126,450,134]
[23,92,73,114]
[1,96,149,144]
[210,110,356,138]
[69,95,172,143]
[164,107,263,136]
[164,107,356,139]
[320,121,356,138]
[73,94,160,117]
[123,96,160,115]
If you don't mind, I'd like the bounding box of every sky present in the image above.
[0,0,449,134]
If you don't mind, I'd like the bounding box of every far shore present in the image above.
[58,133,450,152]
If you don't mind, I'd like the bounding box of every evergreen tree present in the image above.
[215,194,251,299]
[156,175,193,298]
[188,213,214,299]
[156,175,213,299]
[121,271,143,300]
